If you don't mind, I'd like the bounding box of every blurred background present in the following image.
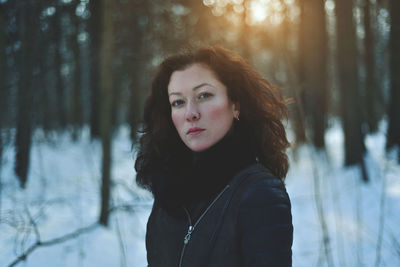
[0,0,399,266]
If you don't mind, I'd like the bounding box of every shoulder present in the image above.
[234,164,293,265]
[235,164,292,228]
[236,163,290,207]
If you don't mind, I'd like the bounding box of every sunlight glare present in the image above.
[231,0,244,4]
[233,4,245,13]
[216,0,229,7]
[272,1,283,12]
[325,0,335,12]
[250,2,267,23]
[270,13,283,25]
[203,0,215,7]
[203,0,297,26]
[212,6,225,16]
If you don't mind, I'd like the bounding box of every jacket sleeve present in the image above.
[237,177,293,267]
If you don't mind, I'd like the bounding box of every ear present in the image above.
[232,102,240,117]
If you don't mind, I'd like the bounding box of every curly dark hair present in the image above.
[135,46,290,189]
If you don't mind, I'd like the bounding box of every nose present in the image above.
[185,101,200,122]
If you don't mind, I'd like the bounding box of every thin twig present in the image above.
[356,168,363,266]
[311,148,334,267]
[374,159,389,267]
[109,203,153,213]
[8,223,99,267]
[24,206,41,242]
[324,150,347,267]
[390,232,400,257]
[115,213,127,267]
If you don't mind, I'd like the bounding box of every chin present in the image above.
[187,142,213,152]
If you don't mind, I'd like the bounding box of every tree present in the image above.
[387,0,400,161]
[51,3,67,129]
[298,0,329,148]
[335,0,368,181]
[0,2,6,206]
[99,0,115,226]
[88,0,102,139]
[14,0,37,188]
[70,0,83,133]
[0,1,6,153]
[363,0,380,133]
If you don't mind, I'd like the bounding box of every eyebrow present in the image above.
[168,83,214,96]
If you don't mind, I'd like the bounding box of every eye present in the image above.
[198,92,212,100]
[171,99,185,107]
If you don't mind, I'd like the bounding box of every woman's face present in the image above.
[168,63,239,152]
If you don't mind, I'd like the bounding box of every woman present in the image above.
[135,46,293,267]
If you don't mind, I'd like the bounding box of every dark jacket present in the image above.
[146,163,293,267]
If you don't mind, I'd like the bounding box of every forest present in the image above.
[0,0,399,266]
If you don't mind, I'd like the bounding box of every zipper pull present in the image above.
[184,226,194,244]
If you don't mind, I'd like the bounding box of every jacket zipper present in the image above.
[178,184,230,267]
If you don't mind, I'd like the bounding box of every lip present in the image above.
[187,127,205,136]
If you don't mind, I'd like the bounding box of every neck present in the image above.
[150,125,257,211]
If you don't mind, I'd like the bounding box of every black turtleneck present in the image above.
[149,123,257,216]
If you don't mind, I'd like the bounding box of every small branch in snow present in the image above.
[390,232,400,257]
[25,206,41,242]
[7,223,98,267]
[109,203,153,213]
[374,163,388,267]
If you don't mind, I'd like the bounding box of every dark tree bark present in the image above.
[70,1,83,134]
[298,0,329,148]
[0,1,5,165]
[363,0,380,133]
[124,2,147,142]
[387,0,400,161]
[52,6,67,129]
[99,0,115,226]
[88,0,102,139]
[293,0,308,144]
[34,2,51,132]
[14,0,36,188]
[238,9,252,62]
[0,1,6,126]
[335,0,368,181]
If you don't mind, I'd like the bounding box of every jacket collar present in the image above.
[150,124,257,212]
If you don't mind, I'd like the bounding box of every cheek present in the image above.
[171,111,183,132]
[207,103,233,122]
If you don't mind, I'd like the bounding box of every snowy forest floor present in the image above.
[0,121,399,267]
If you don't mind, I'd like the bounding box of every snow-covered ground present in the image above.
[0,121,399,267]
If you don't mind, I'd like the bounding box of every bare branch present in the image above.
[374,163,389,267]
[24,206,40,242]
[115,214,127,267]
[8,223,99,267]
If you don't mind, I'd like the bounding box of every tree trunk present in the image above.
[239,9,252,62]
[70,1,83,135]
[52,7,67,129]
[363,0,380,133]
[335,0,368,181]
[387,0,400,161]
[34,6,51,132]
[126,10,145,142]
[14,0,35,188]
[99,0,115,226]
[0,1,6,130]
[293,0,307,145]
[89,0,102,139]
[0,1,4,217]
[298,0,329,148]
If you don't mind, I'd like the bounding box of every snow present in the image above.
[0,122,399,267]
